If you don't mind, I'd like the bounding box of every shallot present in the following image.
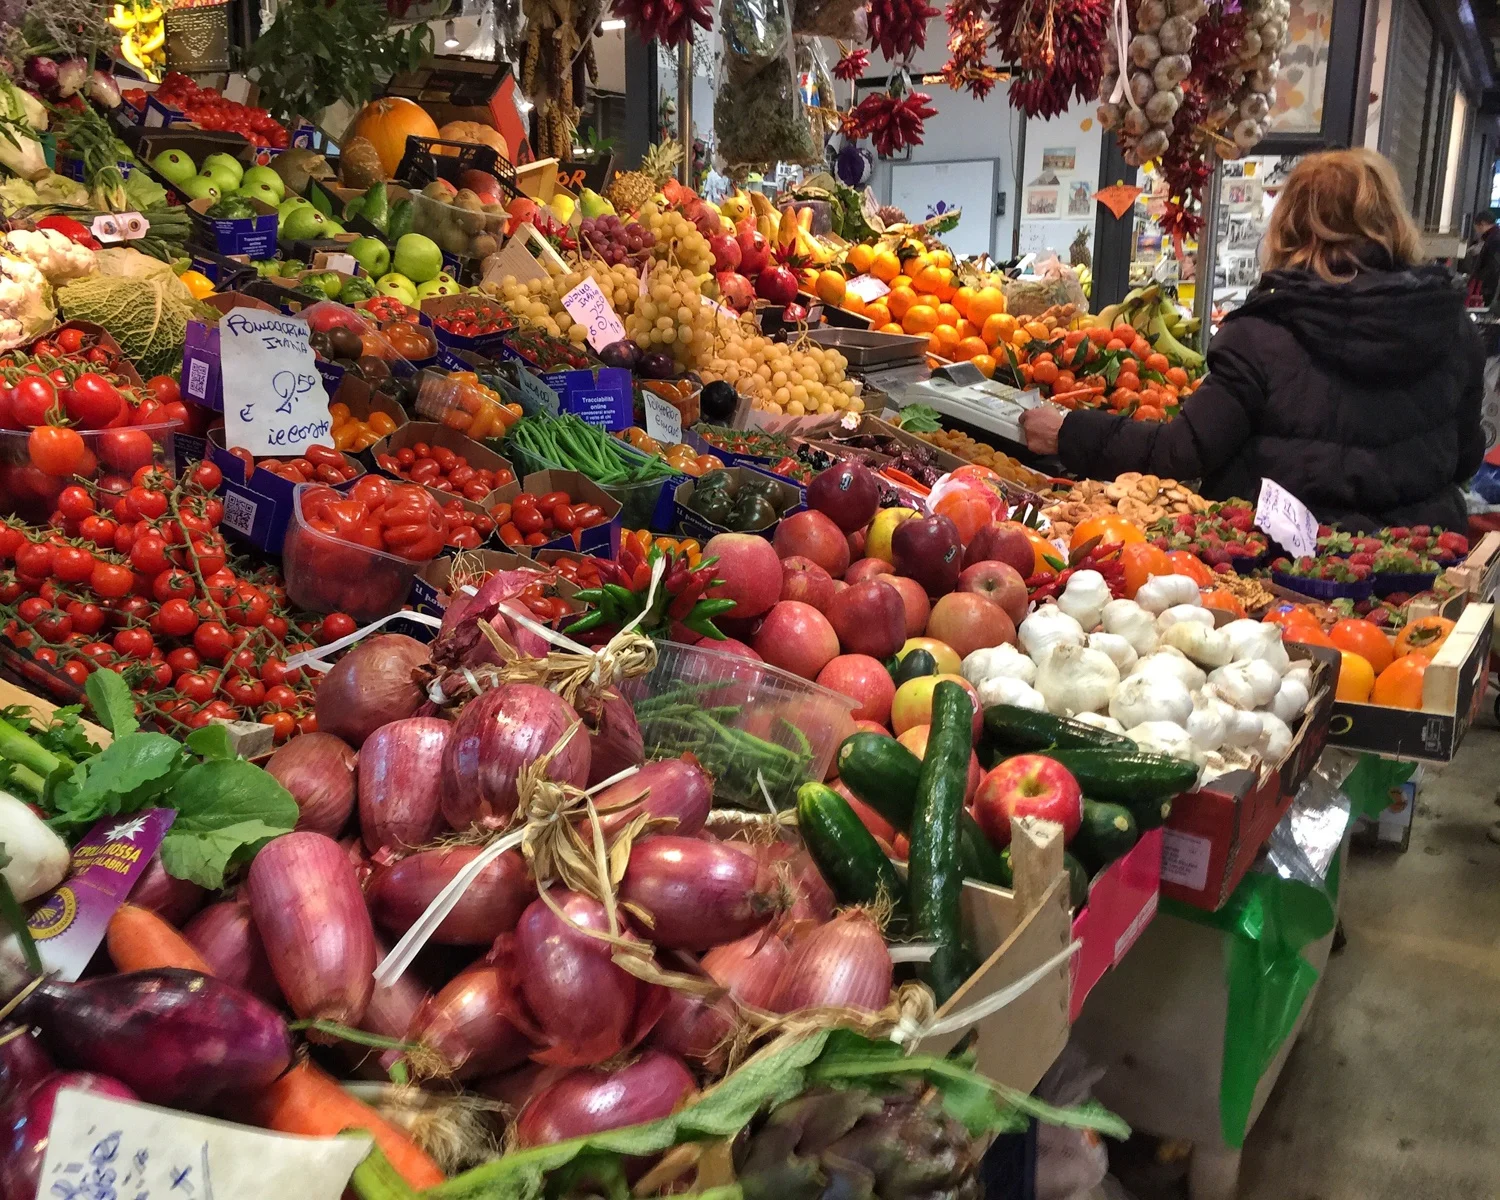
[316,634,430,748]
[767,909,893,1013]
[645,987,735,1069]
[368,845,533,944]
[513,1051,695,1147]
[183,900,280,1004]
[701,929,792,1008]
[358,718,451,852]
[127,852,206,925]
[264,732,357,836]
[592,754,713,839]
[619,836,782,950]
[407,964,532,1080]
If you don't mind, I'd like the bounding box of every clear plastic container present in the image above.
[505,435,674,530]
[281,483,427,621]
[409,191,507,262]
[618,640,857,810]
[0,424,177,522]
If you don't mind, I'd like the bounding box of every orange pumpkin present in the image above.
[346,98,440,176]
[1371,653,1430,709]
[438,120,510,159]
[1394,616,1454,659]
[1070,514,1145,550]
[1329,618,1394,674]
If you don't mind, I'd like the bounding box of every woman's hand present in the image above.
[1020,404,1066,455]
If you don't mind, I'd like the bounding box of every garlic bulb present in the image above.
[1130,34,1162,67]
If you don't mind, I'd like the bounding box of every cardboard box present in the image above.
[383,57,529,161]
[674,467,805,542]
[188,195,278,259]
[188,249,260,291]
[489,470,622,559]
[422,294,516,363]
[408,549,582,618]
[1323,601,1493,762]
[181,293,283,411]
[1069,827,1163,1019]
[203,428,364,554]
[1158,643,1340,911]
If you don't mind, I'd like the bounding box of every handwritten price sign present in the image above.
[561,277,627,351]
[1255,477,1319,558]
[219,308,331,456]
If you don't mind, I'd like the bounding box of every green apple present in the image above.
[178,175,221,203]
[376,272,419,306]
[348,236,390,276]
[321,218,346,236]
[151,149,196,184]
[240,165,284,200]
[392,233,443,284]
[238,182,282,208]
[416,278,461,299]
[202,153,244,188]
[281,206,332,241]
[432,271,459,288]
[199,163,240,193]
[278,196,312,220]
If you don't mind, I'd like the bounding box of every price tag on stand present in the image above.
[1255,477,1319,558]
[643,391,683,444]
[218,307,331,456]
[561,276,627,350]
[845,274,890,304]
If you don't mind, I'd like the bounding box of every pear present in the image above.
[579,187,614,219]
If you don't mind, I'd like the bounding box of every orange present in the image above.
[1336,651,1375,703]
[842,294,867,316]
[930,324,961,355]
[887,287,917,321]
[954,335,988,361]
[912,264,945,294]
[847,244,875,274]
[1024,320,1050,340]
[1165,366,1190,388]
[982,312,1018,347]
[1145,352,1171,373]
[871,249,900,282]
[814,270,846,306]
[957,319,980,340]
[1372,654,1430,709]
[932,267,957,301]
[935,303,962,327]
[879,321,905,335]
[1071,514,1145,550]
[865,301,891,327]
[971,353,996,378]
[1031,359,1059,385]
[952,286,975,318]
[1012,328,1033,348]
[903,304,940,334]
[903,252,931,279]
[966,287,1006,327]
[928,249,953,269]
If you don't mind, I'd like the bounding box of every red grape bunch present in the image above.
[579,214,656,266]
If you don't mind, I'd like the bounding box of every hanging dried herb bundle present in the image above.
[793,0,866,39]
[990,0,1109,118]
[865,0,940,61]
[611,0,714,47]
[844,84,937,157]
[941,9,1002,99]
[716,0,817,167]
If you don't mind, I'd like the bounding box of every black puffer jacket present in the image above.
[1057,264,1486,530]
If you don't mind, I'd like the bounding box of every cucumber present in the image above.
[1127,794,1173,831]
[835,733,1011,886]
[1071,799,1138,873]
[983,704,1136,754]
[891,649,938,686]
[796,782,907,912]
[1040,748,1198,806]
[909,681,978,1004]
[1063,852,1090,909]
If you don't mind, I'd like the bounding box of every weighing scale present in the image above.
[878,362,1044,447]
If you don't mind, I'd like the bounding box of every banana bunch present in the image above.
[1085,283,1205,369]
[112,1,165,81]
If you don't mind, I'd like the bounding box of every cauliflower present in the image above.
[2,229,95,285]
[0,254,56,351]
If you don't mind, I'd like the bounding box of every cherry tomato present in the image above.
[52,545,96,584]
[65,600,106,636]
[56,486,96,521]
[261,711,295,742]
[221,673,265,708]
[147,376,182,405]
[156,598,200,638]
[113,627,155,658]
[319,613,356,643]
[129,533,171,576]
[64,374,124,429]
[261,613,288,640]
[127,486,168,521]
[152,568,196,604]
[14,542,52,579]
[189,461,222,490]
[194,621,233,662]
[89,560,133,599]
[11,377,57,427]
[61,659,90,687]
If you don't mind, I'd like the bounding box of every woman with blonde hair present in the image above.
[1020,148,1484,529]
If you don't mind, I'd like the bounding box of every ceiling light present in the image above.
[443,19,460,47]
[600,17,626,29]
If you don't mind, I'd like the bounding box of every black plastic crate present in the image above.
[394,135,518,200]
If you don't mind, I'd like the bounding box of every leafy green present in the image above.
[123,169,169,213]
[86,669,139,736]
[896,403,943,433]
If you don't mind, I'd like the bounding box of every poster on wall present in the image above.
[1067,181,1092,216]
[1223,177,1264,213]
[1042,147,1077,171]
[1026,187,1059,216]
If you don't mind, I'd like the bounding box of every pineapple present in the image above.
[734,1084,982,1200]
[607,138,683,215]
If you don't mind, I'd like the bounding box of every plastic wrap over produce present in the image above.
[1258,750,1358,891]
[716,0,819,166]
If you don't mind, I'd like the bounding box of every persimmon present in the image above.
[1394,616,1454,658]
[1200,587,1247,619]
[1071,514,1145,549]
[1371,653,1430,708]
[1329,618,1395,674]
[1166,550,1214,586]
[1121,542,1173,597]
[1336,651,1375,702]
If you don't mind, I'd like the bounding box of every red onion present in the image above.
[440,684,590,831]
[183,901,280,1005]
[514,1051,695,1147]
[368,846,533,944]
[760,842,835,924]
[361,936,430,1041]
[619,836,781,950]
[498,601,551,658]
[475,1063,567,1111]
[701,929,791,1009]
[408,964,533,1080]
[18,971,291,1111]
[767,910,892,1013]
[127,852,206,925]
[316,634,430,748]
[646,988,734,1070]
[264,732,357,836]
[496,890,666,1066]
[593,755,713,839]
[359,718,450,851]
[1,1072,136,1200]
[0,1027,52,1114]
[582,690,644,787]
[342,835,375,888]
[247,832,376,1027]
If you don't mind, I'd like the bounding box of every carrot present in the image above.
[106,904,213,975]
[247,1062,445,1190]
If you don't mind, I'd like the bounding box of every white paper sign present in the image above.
[643,391,683,444]
[516,365,560,415]
[38,1090,371,1200]
[561,277,627,350]
[845,274,890,304]
[1255,477,1318,558]
[219,307,332,456]
[319,253,357,275]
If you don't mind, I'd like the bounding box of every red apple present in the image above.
[774,510,850,578]
[831,780,898,852]
[851,719,892,738]
[847,528,867,560]
[956,560,1029,626]
[780,555,836,612]
[827,580,906,659]
[716,271,755,312]
[966,521,1040,576]
[706,636,761,661]
[709,233,742,273]
[878,576,930,637]
[704,532,782,619]
[926,592,1016,659]
[753,601,839,679]
[972,754,1083,847]
[845,557,896,585]
[891,513,964,597]
[890,674,981,739]
[736,224,770,276]
[831,579,848,593]
[816,654,897,724]
[896,724,983,802]
[756,264,799,305]
[807,462,880,533]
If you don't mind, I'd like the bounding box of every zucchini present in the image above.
[796,782,907,912]
[1063,852,1090,909]
[1070,799,1138,873]
[1040,748,1198,806]
[909,681,978,1005]
[891,649,938,686]
[1127,794,1173,831]
[982,704,1136,754]
[835,733,1010,886]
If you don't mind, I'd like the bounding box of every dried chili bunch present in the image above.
[866,0,940,60]
[610,0,713,45]
[845,85,938,156]
[941,9,1002,99]
[833,45,870,80]
[990,0,1109,117]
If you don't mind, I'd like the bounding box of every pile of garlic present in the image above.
[960,569,1313,785]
